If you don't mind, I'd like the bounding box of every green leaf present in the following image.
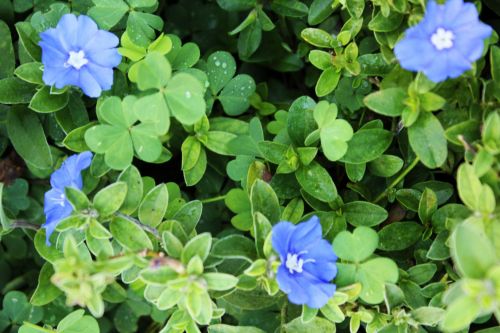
[250,179,280,224]
[127,11,163,47]
[58,311,100,333]
[29,86,69,113]
[110,215,153,251]
[440,296,480,332]
[287,96,316,146]
[65,187,90,211]
[333,226,378,262]
[88,0,129,29]
[137,52,171,90]
[456,163,482,211]
[356,257,399,304]
[237,21,261,58]
[181,232,212,264]
[320,120,353,161]
[449,220,496,279]
[378,222,423,251]
[3,291,42,325]
[204,131,238,155]
[296,161,337,202]
[301,28,334,48]
[408,112,447,168]
[284,317,336,332]
[208,324,266,333]
[93,182,128,217]
[30,263,62,306]
[206,51,236,95]
[139,184,168,227]
[162,231,183,258]
[343,201,388,227]
[363,88,406,117]
[165,73,206,125]
[308,0,337,25]
[219,74,256,116]
[418,188,437,224]
[203,273,238,291]
[216,0,256,11]
[15,22,41,61]
[308,50,332,70]
[0,20,15,79]
[315,67,341,97]
[271,0,308,18]
[211,234,257,261]
[7,106,52,169]
[368,155,403,177]
[117,165,143,214]
[14,62,43,84]
[341,129,393,164]
[408,263,437,285]
[0,77,36,104]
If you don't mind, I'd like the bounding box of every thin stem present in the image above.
[10,220,40,231]
[201,194,226,204]
[373,157,420,204]
[280,300,288,332]
[114,212,160,239]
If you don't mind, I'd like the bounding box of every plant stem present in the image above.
[200,194,226,204]
[373,157,420,204]
[10,220,40,230]
[114,212,160,239]
[280,300,288,332]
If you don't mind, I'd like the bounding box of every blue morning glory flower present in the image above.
[272,216,337,308]
[43,151,93,245]
[394,0,492,82]
[39,14,122,98]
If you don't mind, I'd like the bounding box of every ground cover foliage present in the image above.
[0,0,499,332]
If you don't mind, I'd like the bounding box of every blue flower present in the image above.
[394,0,492,82]
[272,216,337,308]
[39,14,122,98]
[43,151,93,245]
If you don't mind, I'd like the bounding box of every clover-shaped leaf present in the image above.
[85,96,163,170]
[134,52,206,128]
[308,101,353,161]
[206,51,256,116]
[333,226,378,262]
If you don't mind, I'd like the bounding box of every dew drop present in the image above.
[215,60,221,66]
[222,62,227,68]
[185,91,192,98]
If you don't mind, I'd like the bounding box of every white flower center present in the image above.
[431,28,455,50]
[65,50,89,70]
[285,252,315,274]
[49,192,66,207]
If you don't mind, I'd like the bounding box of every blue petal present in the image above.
[394,37,435,72]
[50,151,92,189]
[42,65,71,87]
[289,216,322,253]
[303,259,337,282]
[75,15,99,49]
[78,67,102,98]
[86,63,114,91]
[424,49,471,82]
[276,267,309,305]
[443,0,464,22]
[84,30,119,52]
[39,28,69,53]
[87,48,122,68]
[43,189,73,246]
[303,237,337,261]
[302,279,336,309]
[272,222,295,259]
[56,14,78,48]
[54,68,80,90]
[449,2,481,28]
